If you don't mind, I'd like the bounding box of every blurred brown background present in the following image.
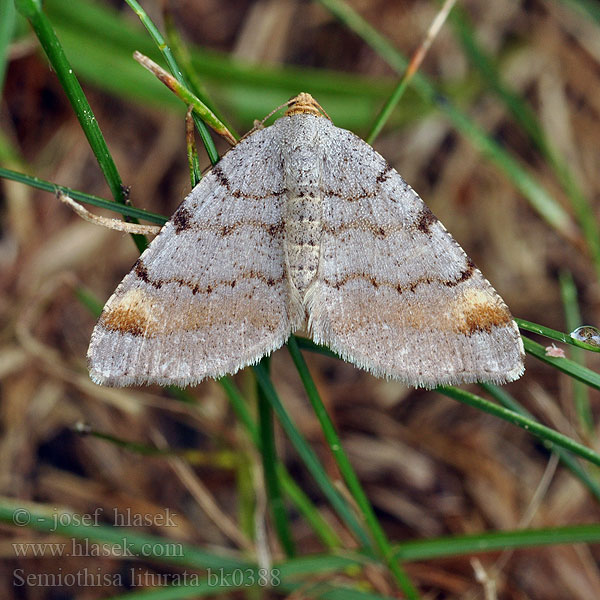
[1,0,600,597]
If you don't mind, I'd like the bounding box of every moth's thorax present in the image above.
[280,114,324,298]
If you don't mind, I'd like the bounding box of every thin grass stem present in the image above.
[286,337,419,599]
[480,383,600,502]
[367,0,457,143]
[14,0,147,251]
[252,363,372,549]
[438,386,600,466]
[123,0,220,164]
[559,271,594,433]
[257,358,296,557]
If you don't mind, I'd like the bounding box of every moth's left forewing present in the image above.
[308,123,524,388]
[88,124,302,387]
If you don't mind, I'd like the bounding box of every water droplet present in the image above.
[570,325,600,347]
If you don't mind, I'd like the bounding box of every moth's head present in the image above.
[285,93,330,119]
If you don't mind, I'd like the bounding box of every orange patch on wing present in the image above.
[101,289,160,336]
[100,289,283,337]
[458,302,513,334]
[452,289,513,335]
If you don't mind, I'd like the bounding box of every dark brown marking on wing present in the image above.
[324,164,398,202]
[166,218,287,238]
[320,211,447,238]
[320,210,451,238]
[134,259,160,288]
[172,206,193,234]
[133,258,284,296]
[324,260,477,294]
[325,189,370,201]
[267,222,285,236]
[415,207,437,234]
[444,259,475,287]
[213,220,285,238]
[212,165,231,189]
[376,163,393,184]
[212,164,285,200]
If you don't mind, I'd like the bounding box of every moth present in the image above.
[88,93,524,388]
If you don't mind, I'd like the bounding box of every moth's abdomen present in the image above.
[284,188,322,297]
[281,116,324,298]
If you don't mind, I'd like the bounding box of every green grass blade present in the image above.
[219,377,259,443]
[294,336,340,359]
[164,10,237,139]
[3,497,600,593]
[14,0,147,251]
[450,6,548,150]
[257,358,296,557]
[523,336,600,390]
[278,521,600,566]
[395,522,600,560]
[109,585,398,600]
[104,585,234,600]
[438,386,600,466]
[275,464,342,549]
[79,426,184,457]
[74,284,104,317]
[108,581,399,600]
[367,0,457,144]
[517,317,600,352]
[480,383,600,502]
[277,586,396,600]
[133,51,236,145]
[286,337,419,599]
[219,376,341,549]
[252,363,372,549]
[185,108,202,188]
[0,167,167,224]
[122,0,220,164]
[367,77,412,145]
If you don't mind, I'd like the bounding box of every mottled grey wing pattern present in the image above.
[307,122,524,388]
[88,126,303,386]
